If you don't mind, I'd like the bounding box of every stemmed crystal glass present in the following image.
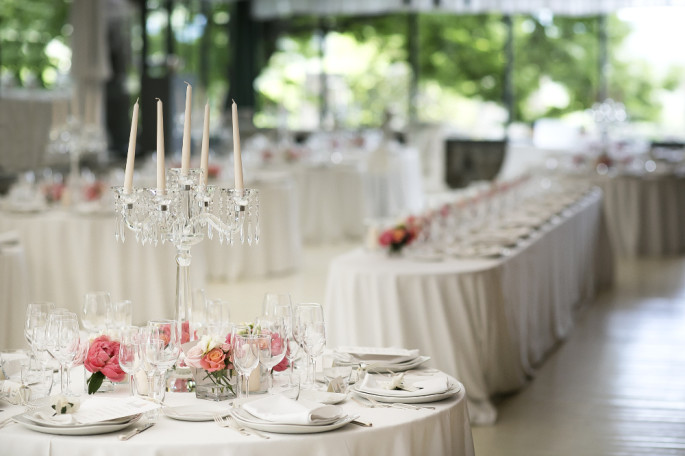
[255,315,287,391]
[46,312,81,394]
[82,291,111,334]
[295,303,326,389]
[232,333,268,400]
[118,326,143,396]
[25,302,54,379]
[143,320,181,403]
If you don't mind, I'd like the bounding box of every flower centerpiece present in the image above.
[378,219,420,254]
[84,335,126,394]
[184,334,235,401]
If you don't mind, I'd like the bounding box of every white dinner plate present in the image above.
[163,404,231,422]
[353,382,462,404]
[231,408,356,434]
[344,355,430,374]
[13,413,140,436]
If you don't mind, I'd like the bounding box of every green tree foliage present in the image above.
[0,0,70,87]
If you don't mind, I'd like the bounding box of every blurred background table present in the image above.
[0,207,205,345]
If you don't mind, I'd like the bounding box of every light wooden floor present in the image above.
[209,248,685,455]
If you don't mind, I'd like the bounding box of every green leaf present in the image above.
[86,371,105,395]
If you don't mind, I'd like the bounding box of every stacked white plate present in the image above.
[334,346,430,373]
[231,395,356,434]
[354,372,461,404]
[13,407,142,436]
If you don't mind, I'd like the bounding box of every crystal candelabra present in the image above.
[112,168,259,339]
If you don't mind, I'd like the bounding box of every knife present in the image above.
[118,422,155,441]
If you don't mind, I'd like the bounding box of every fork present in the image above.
[365,395,435,411]
[213,415,270,439]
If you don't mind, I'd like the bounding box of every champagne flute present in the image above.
[255,315,287,391]
[295,303,326,389]
[46,312,80,394]
[118,326,142,396]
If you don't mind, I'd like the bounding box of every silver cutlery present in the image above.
[350,418,373,427]
[118,422,155,441]
[213,415,270,439]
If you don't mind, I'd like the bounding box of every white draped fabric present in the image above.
[0,232,29,349]
[0,209,206,332]
[589,174,685,256]
[0,90,70,172]
[0,368,475,456]
[205,176,302,281]
[324,189,613,424]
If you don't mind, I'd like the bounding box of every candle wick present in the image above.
[135,97,139,104]
[155,97,160,102]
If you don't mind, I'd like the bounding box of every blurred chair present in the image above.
[444,139,506,189]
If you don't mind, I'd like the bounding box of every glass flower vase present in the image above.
[190,367,236,401]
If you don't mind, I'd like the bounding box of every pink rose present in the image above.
[184,344,205,369]
[200,347,226,372]
[273,353,289,372]
[84,335,125,382]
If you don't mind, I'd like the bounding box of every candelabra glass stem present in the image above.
[175,247,192,342]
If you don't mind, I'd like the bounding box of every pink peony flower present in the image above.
[84,335,125,382]
[379,230,394,246]
[200,347,226,372]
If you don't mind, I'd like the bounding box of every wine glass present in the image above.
[118,326,142,396]
[232,334,266,400]
[205,299,232,336]
[82,291,111,334]
[263,293,292,317]
[295,303,326,388]
[25,301,54,346]
[46,312,81,394]
[108,300,132,330]
[255,315,287,391]
[143,320,181,403]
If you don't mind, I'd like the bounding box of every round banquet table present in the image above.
[324,188,613,425]
[0,370,475,456]
[205,175,302,281]
[0,232,29,349]
[0,207,206,337]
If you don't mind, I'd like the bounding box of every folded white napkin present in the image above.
[242,394,343,425]
[30,410,78,426]
[359,373,451,397]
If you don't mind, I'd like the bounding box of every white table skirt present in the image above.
[205,177,302,281]
[0,209,206,328]
[593,174,685,256]
[0,234,29,348]
[324,189,612,425]
[0,370,474,456]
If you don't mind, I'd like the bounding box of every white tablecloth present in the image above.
[205,176,302,281]
[591,174,685,256]
[324,189,613,424]
[0,370,474,456]
[0,208,206,327]
[0,232,29,348]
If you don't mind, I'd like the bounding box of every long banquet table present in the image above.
[0,367,475,456]
[324,188,613,424]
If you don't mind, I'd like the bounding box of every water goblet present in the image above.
[108,300,132,330]
[295,303,326,388]
[232,334,266,400]
[143,320,181,403]
[262,293,292,317]
[255,315,287,391]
